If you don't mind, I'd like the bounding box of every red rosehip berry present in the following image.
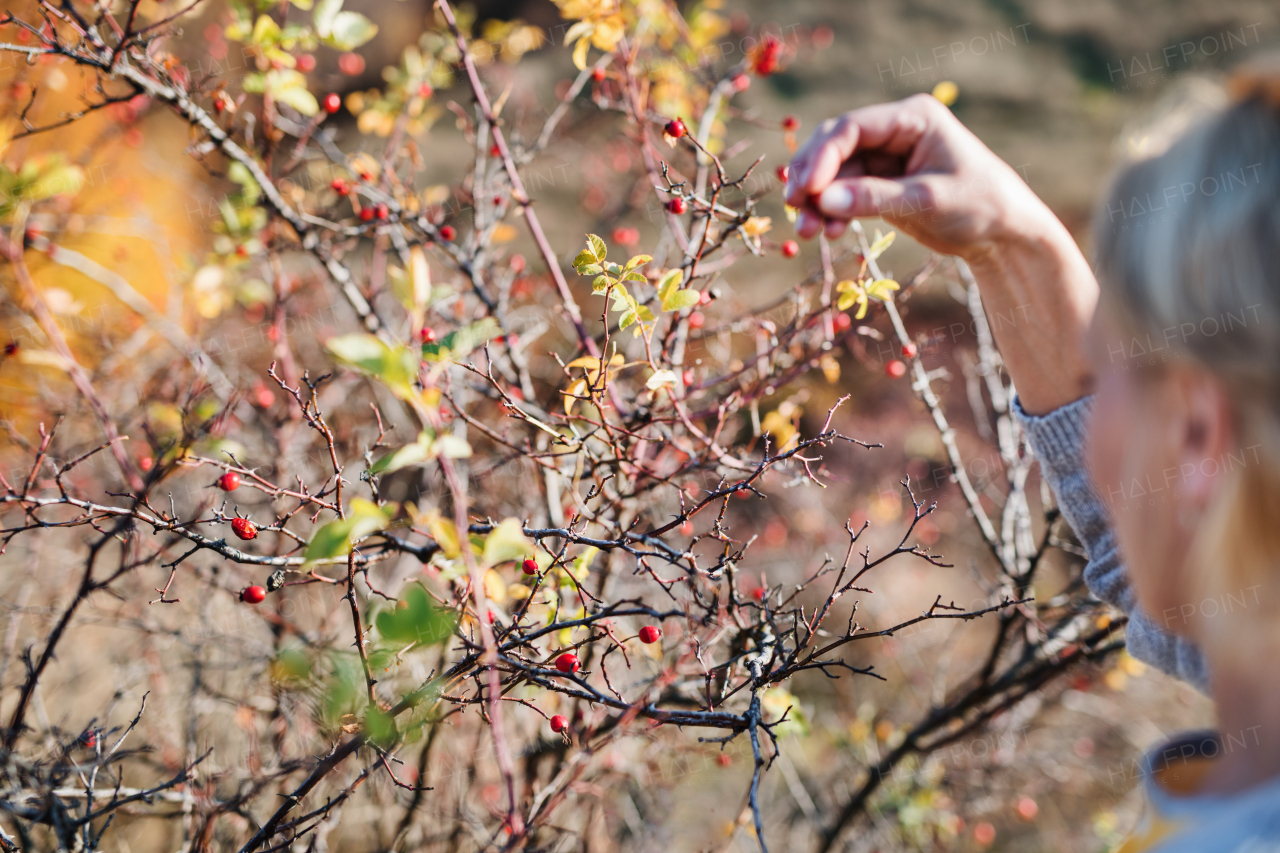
[522,558,538,576]
[510,253,526,273]
[417,82,433,98]
[753,35,783,76]
[664,117,687,139]
[231,518,258,541]
[682,368,694,386]
[337,52,364,76]
[296,53,316,73]
[235,244,248,258]
[885,359,907,379]
[359,207,374,222]
[835,312,852,331]
[213,96,226,113]
[776,165,788,182]
[666,197,687,215]
[240,585,266,604]
[438,225,456,241]
[901,342,918,359]
[323,93,341,114]
[138,455,154,471]
[680,519,694,535]
[489,143,501,157]
[717,753,732,767]
[752,587,766,602]
[687,311,705,330]
[218,471,241,491]
[419,327,436,344]
[550,714,568,733]
[781,114,799,132]
[613,227,639,246]
[554,652,580,674]
[330,178,349,194]
[781,240,799,258]
[591,67,606,82]
[374,203,389,220]
[639,625,661,644]
[732,73,750,92]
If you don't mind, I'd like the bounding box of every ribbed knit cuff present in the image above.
[1012,395,1094,475]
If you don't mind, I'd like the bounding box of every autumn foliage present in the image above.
[0,0,1122,851]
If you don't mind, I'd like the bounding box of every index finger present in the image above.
[784,97,932,209]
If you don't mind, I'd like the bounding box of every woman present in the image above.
[786,70,1280,852]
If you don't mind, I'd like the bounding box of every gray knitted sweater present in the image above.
[1017,396,1280,853]
[1014,395,1209,688]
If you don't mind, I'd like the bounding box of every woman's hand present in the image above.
[784,93,1047,259]
[785,93,1101,414]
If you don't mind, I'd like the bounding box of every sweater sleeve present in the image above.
[1013,395,1209,691]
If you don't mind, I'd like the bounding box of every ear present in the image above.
[1170,366,1236,504]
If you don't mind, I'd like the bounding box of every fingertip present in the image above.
[817,183,856,218]
[824,218,848,240]
[794,209,822,239]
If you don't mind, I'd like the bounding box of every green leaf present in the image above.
[866,229,896,261]
[321,10,378,50]
[327,333,418,398]
[577,262,603,276]
[312,0,343,35]
[662,289,700,313]
[569,546,597,580]
[304,499,390,564]
[320,654,362,724]
[374,583,455,645]
[26,163,83,202]
[434,434,472,459]
[586,233,607,263]
[419,318,500,363]
[369,432,433,474]
[623,253,652,272]
[572,250,596,272]
[364,706,397,748]
[241,72,266,94]
[251,14,282,46]
[646,369,677,390]
[866,278,900,301]
[272,84,319,116]
[481,518,531,567]
[656,269,682,305]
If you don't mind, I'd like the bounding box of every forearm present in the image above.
[963,208,1099,415]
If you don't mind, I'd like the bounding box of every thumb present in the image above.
[815,176,932,223]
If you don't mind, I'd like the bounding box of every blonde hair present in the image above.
[1092,68,1280,646]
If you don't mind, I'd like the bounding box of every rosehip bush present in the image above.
[0,0,1120,850]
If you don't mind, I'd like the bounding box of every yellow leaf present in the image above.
[932,80,959,106]
[482,518,532,567]
[742,216,772,237]
[572,36,591,70]
[563,378,587,414]
[591,14,626,51]
[484,569,507,604]
[760,407,798,451]
[866,229,895,261]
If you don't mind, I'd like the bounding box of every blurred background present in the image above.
[3,0,1279,850]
